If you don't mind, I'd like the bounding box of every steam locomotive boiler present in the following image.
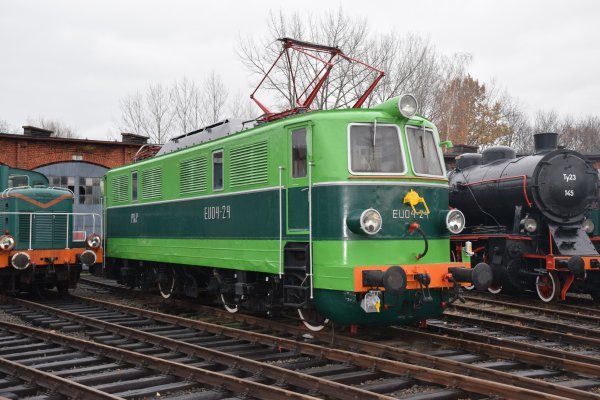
[449,132,600,302]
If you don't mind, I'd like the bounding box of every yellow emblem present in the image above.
[403,189,430,216]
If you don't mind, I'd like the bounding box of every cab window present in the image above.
[406,126,444,176]
[348,124,405,174]
[8,175,29,188]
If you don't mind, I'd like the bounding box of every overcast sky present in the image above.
[1,0,599,140]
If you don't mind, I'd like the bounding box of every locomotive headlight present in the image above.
[522,218,538,233]
[446,209,465,234]
[361,209,383,235]
[86,234,102,249]
[398,94,418,119]
[0,235,16,252]
[583,219,595,234]
[347,208,383,235]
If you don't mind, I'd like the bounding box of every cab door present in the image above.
[286,126,310,234]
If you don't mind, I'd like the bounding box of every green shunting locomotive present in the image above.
[0,164,103,293]
[101,94,492,328]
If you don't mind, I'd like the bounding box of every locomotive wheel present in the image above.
[158,267,176,299]
[220,293,238,313]
[536,271,561,303]
[487,284,502,294]
[297,308,329,332]
[463,284,475,291]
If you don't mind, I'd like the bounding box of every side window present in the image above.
[291,128,307,178]
[213,150,224,191]
[131,171,138,202]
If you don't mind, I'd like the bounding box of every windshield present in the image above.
[406,126,444,176]
[349,124,405,174]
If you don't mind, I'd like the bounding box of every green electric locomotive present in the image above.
[100,39,490,328]
[101,96,491,328]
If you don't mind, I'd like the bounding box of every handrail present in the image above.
[2,186,75,199]
[0,212,103,250]
[1,186,32,198]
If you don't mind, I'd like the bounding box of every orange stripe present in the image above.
[0,248,103,268]
[6,193,73,209]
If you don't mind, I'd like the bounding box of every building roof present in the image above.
[0,132,143,147]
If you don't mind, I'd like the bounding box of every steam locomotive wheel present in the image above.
[463,284,475,291]
[158,267,176,299]
[221,293,238,313]
[535,271,560,303]
[487,284,502,294]
[297,308,329,332]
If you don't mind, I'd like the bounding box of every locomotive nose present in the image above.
[534,152,598,223]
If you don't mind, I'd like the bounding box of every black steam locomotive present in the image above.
[449,132,600,302]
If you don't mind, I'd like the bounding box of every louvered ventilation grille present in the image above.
[18,215,29,243]
[230,141,268,188]
[180,156,207,194]
[18,214,67,247]
[111,175,129,203]
[141,168,162,199]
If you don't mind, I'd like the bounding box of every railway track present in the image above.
[465,291,600,319]
[25,276,599,398]
[2,293,575,400]
[0,316,309,400]
[443,296,600,350]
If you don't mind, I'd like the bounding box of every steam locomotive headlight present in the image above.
[347,209,383,235]
[446,209,465,234]
[522,218,538,233]
[0,235,15,252]
[86,234,102,249]
[583,219,595,234]
[361,209,383,235]
[398,94,418,119]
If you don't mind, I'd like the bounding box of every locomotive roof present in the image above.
[108,100,433,174]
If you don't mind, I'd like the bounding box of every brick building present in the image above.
[0,126,146,170]
[0,126,148,229]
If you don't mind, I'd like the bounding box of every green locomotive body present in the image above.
[103,96,488,326]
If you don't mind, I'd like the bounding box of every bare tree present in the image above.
[497,95,532,153]
[202,72,229,124]
[119,91,149,138]
[238,8,372,112]
[228,91,258,119]
[171,77,203,135]
[0,119,11,134]
[145,83,174,144]
[27,117,77,138]
[238,7,472,126]
[533,110,561,133]
[559,114,600,153]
